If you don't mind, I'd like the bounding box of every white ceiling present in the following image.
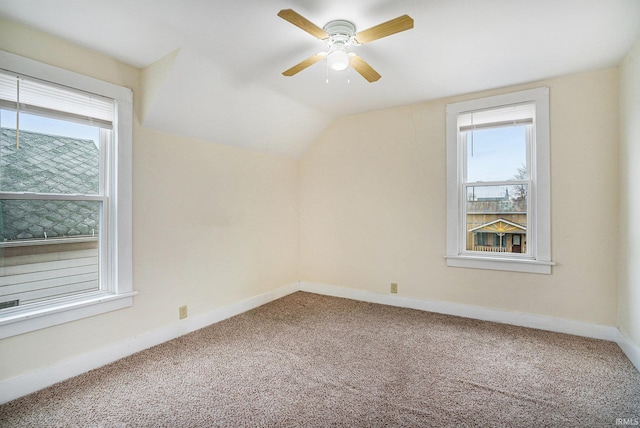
[1,0,639,157]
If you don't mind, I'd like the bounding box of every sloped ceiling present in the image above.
[1,0,639,157]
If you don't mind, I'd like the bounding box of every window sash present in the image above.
[0,128,112,300]
[461,124,531,183]
[459,124,533,258]
[461,184,531,258]
[0,202,102,306]
[0,111,111,195]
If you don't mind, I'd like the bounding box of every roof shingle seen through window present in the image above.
[0,128,100,241]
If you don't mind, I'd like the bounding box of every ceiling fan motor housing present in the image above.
[324,20,356,50]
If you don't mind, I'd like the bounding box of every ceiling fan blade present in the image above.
[278,9,329,40]
[350,55,381,82]
[354,14,414,44]
[282,53,325,76]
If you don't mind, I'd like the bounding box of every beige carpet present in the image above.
[1,292,639,427]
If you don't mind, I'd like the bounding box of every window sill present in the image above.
[445,255,555,274]
[0,291,137,339]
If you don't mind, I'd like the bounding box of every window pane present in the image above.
[0,199,99,240]
[0,199,100,308]
[466,125,527,182]
[466,185,527,254]
[1,111,100,194]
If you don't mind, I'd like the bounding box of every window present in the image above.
[445,88,554,274]
[0,50,133,338]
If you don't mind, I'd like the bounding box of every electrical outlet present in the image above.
[390,283,398,294]
[179,305,188,320]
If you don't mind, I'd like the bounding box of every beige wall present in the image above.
[0,18,299,380]
[300,69,620,326]
[619,38,640,348]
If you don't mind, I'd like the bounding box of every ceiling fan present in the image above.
[278,9,414,83]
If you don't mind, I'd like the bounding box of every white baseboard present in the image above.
[299,281,620,342]
[0,282,299,405]
[2,280,638,405]
[616,329,640,371]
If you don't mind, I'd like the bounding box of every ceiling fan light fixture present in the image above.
[327,49,350,71]
[278,10,414,82]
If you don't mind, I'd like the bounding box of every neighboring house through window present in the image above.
[445,87,554,274]
[0,50,133,338]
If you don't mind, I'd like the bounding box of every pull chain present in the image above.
[470,113,474,157]
[325,58,329,84]
[16,76,20,150]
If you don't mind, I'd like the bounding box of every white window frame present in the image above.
[445,87,554,274]
[0,50,134,338]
